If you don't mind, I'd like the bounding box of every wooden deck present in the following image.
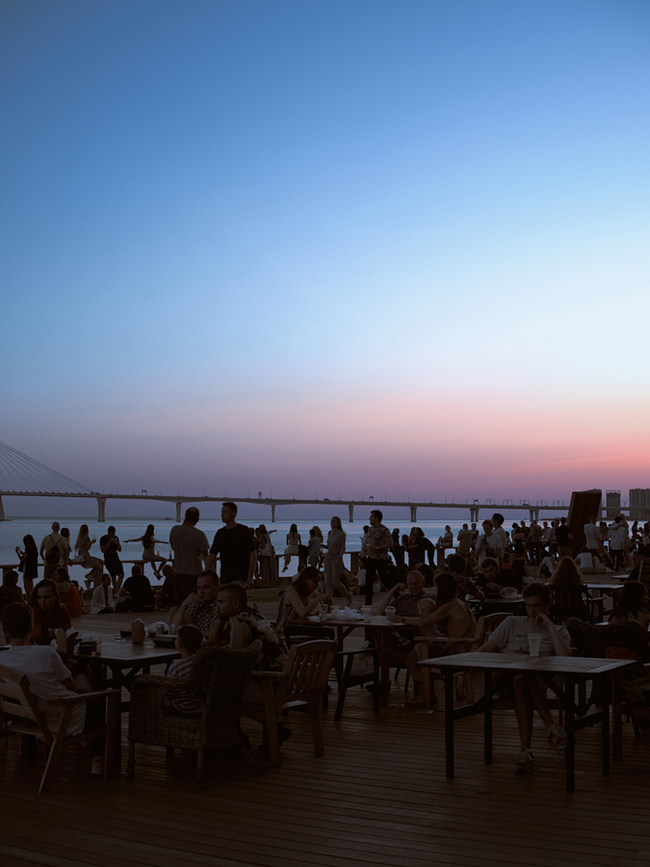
[2,608,650,867]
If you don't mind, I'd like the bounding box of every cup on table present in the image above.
[360,605,373,620]
[528,634,541,658]
[385,606,397,617]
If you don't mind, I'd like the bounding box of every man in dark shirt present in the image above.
[115,565,155,612]
[206,502,256,588]
[556,518,573,559]
[100,526,124,590]
[475,558,522,597]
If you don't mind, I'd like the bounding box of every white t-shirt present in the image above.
[583,523,600,549]
[488,616,570,656]
[575,552,594,570]
[1,644,85,735]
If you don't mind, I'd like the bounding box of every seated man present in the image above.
[378,569,429,618]
[0,602,104,773]
[172,570,220,636]
[475,557,522,597]
[207,582,285,671]
[115,565,155,613]
[477,582,571,774]
[153,565,176,610]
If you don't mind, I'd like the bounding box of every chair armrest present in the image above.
[252,670,283,678]
[418,636,470,644]
[338,647,380,657]
[49,688,120,703]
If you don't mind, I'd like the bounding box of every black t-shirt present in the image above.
[123,575,154,611]
[210,524,255,582]
[100,535,123,572]
[556,526,571,546]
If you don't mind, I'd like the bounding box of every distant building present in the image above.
[606,490,621,519]
[630,489,650,521]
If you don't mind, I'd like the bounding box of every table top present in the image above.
[584,584,623,591]
[73,637,180,665]
[298,615,403,629]
[418,651,634,675]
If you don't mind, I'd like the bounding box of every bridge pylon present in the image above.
[0,495,5,521]
[176,501,182,522]
[97,497,106,522]
[410,506,417,522]
[348,504,354,522]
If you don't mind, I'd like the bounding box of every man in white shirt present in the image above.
[583,516,601,555]
[478,583,571,775]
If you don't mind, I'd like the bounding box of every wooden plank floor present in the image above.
[2,609,650,867]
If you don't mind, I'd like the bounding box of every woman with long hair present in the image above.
[125,524,167,578]
[15,534,39,599]
[324,516,350,602]
[74,525,103,588]
[282,524,301,573]
[609,581,650,632]
[276,566,331,632]
[257,524,277,587]
[549,556,592,620]
[30,579,71,640]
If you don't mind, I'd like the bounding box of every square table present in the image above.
[419,651,634,792]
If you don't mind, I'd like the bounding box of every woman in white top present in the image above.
[282,524,301,573]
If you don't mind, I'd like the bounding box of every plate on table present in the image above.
[153,634,177,648]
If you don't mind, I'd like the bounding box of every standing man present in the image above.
[362,510,392,605]
[100,525,124,590]
[39,521,66,581]
[556,517,573,559]
[491,513,508,555]
[169,507,209,621]
[206,502,256,589]
[583,516,601,556]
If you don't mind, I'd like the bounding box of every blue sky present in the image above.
[1,0,649,508]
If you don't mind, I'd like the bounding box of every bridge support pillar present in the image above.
[348,504,354,522]
[271,504,275,523]
[97,498,106,523]
[470,507,479,522]
[176,502,182,522]
[529,507,539,521]
[410,506,417,522]
[0,495,5,521]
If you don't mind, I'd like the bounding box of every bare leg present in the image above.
[525,674,555,728]
[513,674,535,748]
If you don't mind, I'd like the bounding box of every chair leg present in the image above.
[39,705,73,794]
[464,672,474,705]
[310,711,324,757]
[127,740,135,777]
[196,750,205,789]
[613,705,623,762]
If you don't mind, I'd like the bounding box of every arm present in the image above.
[477,638,499,653]
[377,583,403,615]
[285,587,328,618]
[207,615,229,646]
[401,601,452,628]
[536,613,571,656]
[172,593,199,627]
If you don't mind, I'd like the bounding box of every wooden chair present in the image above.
[0,663,119,794]
[416,612,511,709]
[283,623,380,721]
[244,639,337,767]
[550,585,605,624]
[566,617,650,760]
[127,641,262,788]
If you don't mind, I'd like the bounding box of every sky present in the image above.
[1,0,649,515]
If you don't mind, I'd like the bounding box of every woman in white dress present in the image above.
[282,524,301,573]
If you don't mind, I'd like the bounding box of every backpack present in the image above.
[45,536,61,565]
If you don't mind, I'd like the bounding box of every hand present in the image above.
[387,613,401,622]
[395,583,406,593]
[318,593,332,603]
[535,612,551,628]
[183,593,200,607]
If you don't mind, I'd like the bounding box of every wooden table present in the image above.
[419,651,634,793]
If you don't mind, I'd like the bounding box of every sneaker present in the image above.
[547,724,567,749]
[91,756,104,776]
[515,748,534,774]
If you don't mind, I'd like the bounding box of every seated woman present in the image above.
[608,581,650,633]
[549,556,592,621]
[396,573,477,701]
[54,566,84,618]
[0,570,24,614]
[30,579,71,642]
[275,567,331,632]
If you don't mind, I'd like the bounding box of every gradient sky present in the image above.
[1,0,649,510]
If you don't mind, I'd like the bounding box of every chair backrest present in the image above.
[166,641,262,721]
[284,623,336,647]
[566,618,650,662]
[0,662,53,745]
[275,640,337,711]
[551,585,590,622]
[482,612,512,642]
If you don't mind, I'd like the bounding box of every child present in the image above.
[164,625,203,715]
[91,574,115,614]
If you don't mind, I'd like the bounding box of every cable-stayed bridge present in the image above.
[0,440,594,523]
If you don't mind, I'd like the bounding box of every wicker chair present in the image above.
[127,641,262,788]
